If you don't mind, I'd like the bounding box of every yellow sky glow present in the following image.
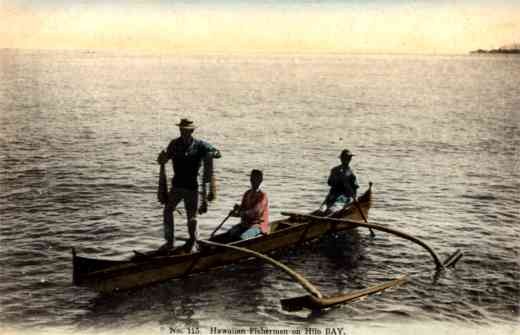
[1,3,519,54]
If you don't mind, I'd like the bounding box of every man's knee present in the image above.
[164,202,177,212]
[186,207,198,220]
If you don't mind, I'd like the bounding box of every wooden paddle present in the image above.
[281,275,407,311]
[209,210,235,238]
[341,180,375,236]
[351,193,375,237]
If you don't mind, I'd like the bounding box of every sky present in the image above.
[1,0,519,54]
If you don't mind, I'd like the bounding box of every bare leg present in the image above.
[163,190,183,248]
[184,189,199,252]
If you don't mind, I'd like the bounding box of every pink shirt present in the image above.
[240,189,269,234]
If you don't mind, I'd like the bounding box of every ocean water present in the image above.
[0,50,519,334]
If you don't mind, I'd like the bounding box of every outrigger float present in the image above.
[72,184,462,311]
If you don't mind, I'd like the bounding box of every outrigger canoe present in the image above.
[73,185,373,294]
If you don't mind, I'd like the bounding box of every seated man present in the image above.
[320,149,359,214]
[226,169,269,241]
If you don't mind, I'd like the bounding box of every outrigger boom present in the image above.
[199,239,407,311]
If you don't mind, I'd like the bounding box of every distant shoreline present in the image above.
[470,48,520,54]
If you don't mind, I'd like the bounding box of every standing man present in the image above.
[157,118,221,252]
[321,149,359,214]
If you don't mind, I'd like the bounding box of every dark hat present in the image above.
[176,118,196,129]
[339,149,355,158]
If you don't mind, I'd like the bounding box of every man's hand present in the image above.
[230,204,241,217]
[212,149,222,159]
[198,200,208,215]
[157,150,168,165]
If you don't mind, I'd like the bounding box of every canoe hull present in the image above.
[73,186,372,293]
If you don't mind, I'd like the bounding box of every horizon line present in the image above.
[1,46,481,57]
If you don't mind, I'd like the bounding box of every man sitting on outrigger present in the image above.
[223,169,269,242]
[157,118,221,253]
[319,149,359,215]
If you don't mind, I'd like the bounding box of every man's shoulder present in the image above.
[193,138,209,147]
[257,189,267,197]
[166,137,181,152]
[194,138,216,148]
[194,139,221,157]
[244,189,268,197]
[331,165,343,173]
[168,137,182,146]
[169,138,207,149]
